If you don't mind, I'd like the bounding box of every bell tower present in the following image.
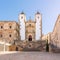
[35,12,42,40]
[18,12,26,40]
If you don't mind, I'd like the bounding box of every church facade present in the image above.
[18,12,42,41]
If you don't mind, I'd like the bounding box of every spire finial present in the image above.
[21,11,24,14]
[36,11,40,14]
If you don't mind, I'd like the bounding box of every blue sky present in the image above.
[0,0,60,34]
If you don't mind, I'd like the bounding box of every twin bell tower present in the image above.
[18,12,42,41]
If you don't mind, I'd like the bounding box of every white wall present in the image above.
[20,22,25,40]
[19,14,26,40]
[36,22,41,40]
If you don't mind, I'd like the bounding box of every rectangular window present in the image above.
[0,34,3,38]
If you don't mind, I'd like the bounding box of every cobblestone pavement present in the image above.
[0,52,60,60]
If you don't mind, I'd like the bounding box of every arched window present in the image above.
[9,26,12,29]
[21,16,23,19]
[0,26,3,29]
[29,24,31,26]
[9,34,12,37]
[0,34,3,38]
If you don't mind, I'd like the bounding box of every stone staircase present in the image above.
[9,40,46,51]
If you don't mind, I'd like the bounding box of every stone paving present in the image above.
[0,52,60,60]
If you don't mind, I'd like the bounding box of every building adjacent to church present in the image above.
[42,15,60,52]
[51,15,60,48]
[0,21,19,51]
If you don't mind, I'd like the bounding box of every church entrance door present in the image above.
[28,35,32,41]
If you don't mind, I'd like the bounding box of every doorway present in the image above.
[16,47,18,51]
[28,35,32,41]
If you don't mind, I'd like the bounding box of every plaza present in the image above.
[0,52,60,60]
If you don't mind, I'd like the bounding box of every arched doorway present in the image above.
[28,35,32,41]
[16,47,18,51]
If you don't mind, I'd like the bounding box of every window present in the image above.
[21,16,23,19]
[9,34,12,37]
[29,45,31,47]
[0,34,3,38]
[37,16,39,19]
[9,26,12,29]
[29,24,31,26]
[1,26,3,29]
